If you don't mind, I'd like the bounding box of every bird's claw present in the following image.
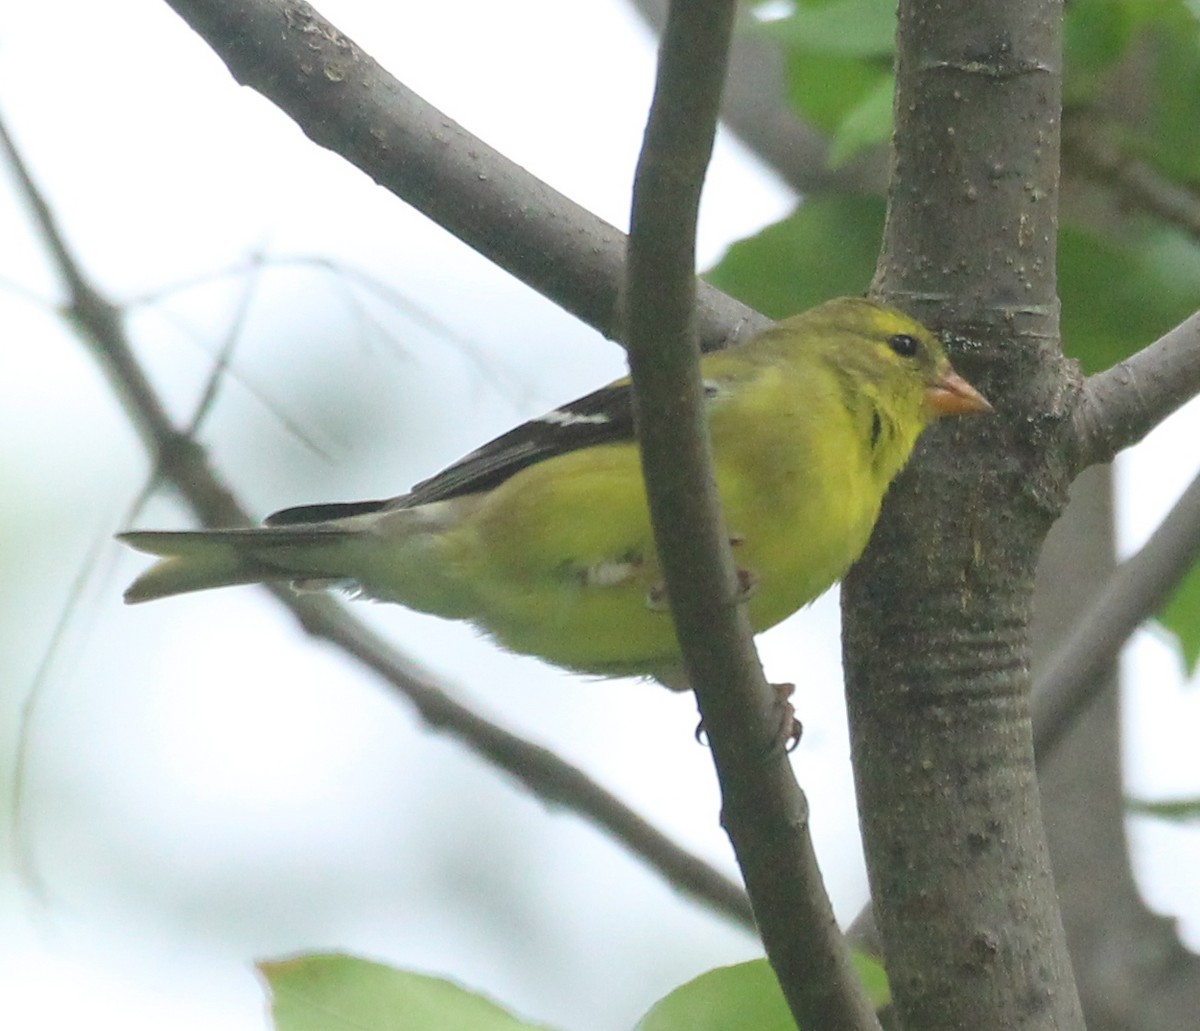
[773,682,803,753]
[693,682,802,754]
[646,557,758,613]
[734,566,759,601]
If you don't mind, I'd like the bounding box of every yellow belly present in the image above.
[433,436,881,679]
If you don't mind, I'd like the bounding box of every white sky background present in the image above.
[0,2,1197,1029]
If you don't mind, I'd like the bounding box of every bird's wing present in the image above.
[402,380,639,505]
[266,377,727,525]
[407,376,736,506]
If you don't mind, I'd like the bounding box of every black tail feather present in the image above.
[265,499,389,526]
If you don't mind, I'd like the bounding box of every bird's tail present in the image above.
[119,525,355,604]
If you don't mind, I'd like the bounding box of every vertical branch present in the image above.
[625,3,878,1028]
[846,0,1085,1028]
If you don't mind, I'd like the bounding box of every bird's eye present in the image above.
[888,333,920,357]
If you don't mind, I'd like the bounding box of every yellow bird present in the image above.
[120,297,990,687]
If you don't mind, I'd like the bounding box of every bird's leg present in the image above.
[649,532,795,749]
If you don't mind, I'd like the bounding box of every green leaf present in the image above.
[757,0,896,57]
[260,954,554,1031]
[781,52,889,136]
[634,954,890,1031]
[827,75,895,168]
[1158,558,1200,675]
[1127,796,1200,822]
[1064,0,1138,88]
[709,203,1200,382]
[1150,8,1200,186]
[1061,1,1200,176]
[851,951,891,1010]
[634,959,797,1031]
[1058,224,1200,374]
[705,196,886,318]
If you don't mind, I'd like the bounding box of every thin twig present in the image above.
[126,254,493,374]
[0,106,755,932]
[128,251,507,455]
[625,2,878,1028]
[184,256,261,436]
[10,523,115,905]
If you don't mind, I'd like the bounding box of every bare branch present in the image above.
[625,3,878,1028]
[1076,308,1200,466]
[1031,468,1200,759]
[1063,119,1200,242]
[0,107,754,933]
[850,0,1086,1026]
[159,0,768,352]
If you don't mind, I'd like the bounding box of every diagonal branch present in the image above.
[160,0,769,352]
[1063,119,1200,243]
[0,108,754,933]
[1075,307,1200,466]
[1031,467,1200,759]
[625,3,878,1029]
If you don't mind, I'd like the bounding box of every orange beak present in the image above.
[926,367,993,417]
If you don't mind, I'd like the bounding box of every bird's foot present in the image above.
[693,682,802,753]
[734,566,759,601]
[644,540,757,613]
[645,582,669,612]
[773,682,803,753]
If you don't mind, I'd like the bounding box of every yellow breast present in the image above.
[433,375,888,678]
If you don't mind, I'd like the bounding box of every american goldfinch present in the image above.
[120,297,990,686]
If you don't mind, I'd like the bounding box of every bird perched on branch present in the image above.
[120,297,990,688]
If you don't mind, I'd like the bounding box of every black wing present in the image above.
[265,378,721,524]
[264,383,634,525]
[404,381,636,505]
